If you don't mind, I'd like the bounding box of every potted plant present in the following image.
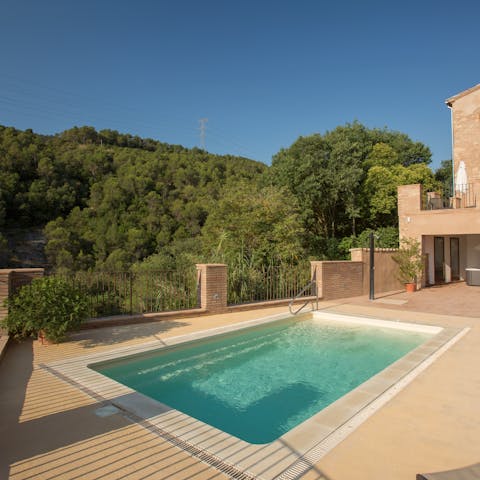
[2,277,89,344]
[392,238,425,292]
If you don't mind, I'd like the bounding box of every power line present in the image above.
[0,74,261,159]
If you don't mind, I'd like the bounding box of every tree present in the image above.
[269,122,434,259]
[364,142,399,168]
[201,182,305,266]
[270,133,363,243]
[435,159,453,193]
[364,163,438,227]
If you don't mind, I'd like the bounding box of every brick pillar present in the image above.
[0,269,45,322]
[10,269,44,295]
[196,264,228,313]
[0,270,12,322]
[310,261,323,299]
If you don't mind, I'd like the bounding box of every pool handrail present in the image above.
[289,279,318,315]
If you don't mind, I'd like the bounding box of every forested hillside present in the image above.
[0,123,445,272]
[0,125,266,270]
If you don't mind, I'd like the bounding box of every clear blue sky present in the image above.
[1,0,479,169]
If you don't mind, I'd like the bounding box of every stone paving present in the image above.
[1,285,479,480]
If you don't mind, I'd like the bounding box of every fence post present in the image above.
[129,272,133,315]
[310,261,323,300]
[196,264,228,313]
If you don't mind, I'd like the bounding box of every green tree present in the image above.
[270,133,363,243]
[364,163,438,227]
[435,159,453,193]
[364,142,399,168]
[202,183,305,266]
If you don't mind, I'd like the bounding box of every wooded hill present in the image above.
[0,123,449,272]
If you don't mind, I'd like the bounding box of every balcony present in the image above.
[423,184,476,210]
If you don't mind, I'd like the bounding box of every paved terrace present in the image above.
[1,283,479,479]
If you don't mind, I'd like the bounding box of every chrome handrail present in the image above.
[288,279,318,315]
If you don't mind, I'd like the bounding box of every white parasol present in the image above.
[455,160,468,193]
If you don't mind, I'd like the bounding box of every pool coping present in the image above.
[39,311,469,480]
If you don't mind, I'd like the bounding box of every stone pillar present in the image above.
[196,264,228,313]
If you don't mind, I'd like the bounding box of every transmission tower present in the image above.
[199,118,208,150]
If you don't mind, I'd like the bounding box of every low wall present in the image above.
[0,257,402,345]
[0,269,45,322]
[311,249,402,301]
[311,260,364,301]
[350,248,403,294]
[0,268,44,361]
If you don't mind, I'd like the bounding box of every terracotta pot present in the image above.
[405,282,416,293]
[38,330,54,345]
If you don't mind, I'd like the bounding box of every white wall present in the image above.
[423,236,435,285]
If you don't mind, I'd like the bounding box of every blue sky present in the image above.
[1,0,479,169]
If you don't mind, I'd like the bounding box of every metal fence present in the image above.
[57,269,199,318]
[227,263,311,305]
[424,183,476,210]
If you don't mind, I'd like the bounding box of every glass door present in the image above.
[450,237,460,281]
[434,237,445,283]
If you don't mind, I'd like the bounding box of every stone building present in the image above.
[398,84,480,286]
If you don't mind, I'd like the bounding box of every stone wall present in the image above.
[447,85,480,183]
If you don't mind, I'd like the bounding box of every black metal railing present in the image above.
[227,263,311,305]
[56,269,198,318]
[423,183,476,210]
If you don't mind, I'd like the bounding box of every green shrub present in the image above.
[2,277,89,343]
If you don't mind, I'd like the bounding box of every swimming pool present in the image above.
[93,314,432,443]
[44,310,462,479]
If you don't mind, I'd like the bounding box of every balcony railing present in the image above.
[423,183,476,210]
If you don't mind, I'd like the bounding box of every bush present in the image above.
[2,277,89,343]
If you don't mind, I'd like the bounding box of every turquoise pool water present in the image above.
[94,316,431,444]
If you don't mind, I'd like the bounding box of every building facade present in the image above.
[398,84,480,286]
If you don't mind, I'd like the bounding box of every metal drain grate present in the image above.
[120,407,258,480]
[39,363,257,480]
